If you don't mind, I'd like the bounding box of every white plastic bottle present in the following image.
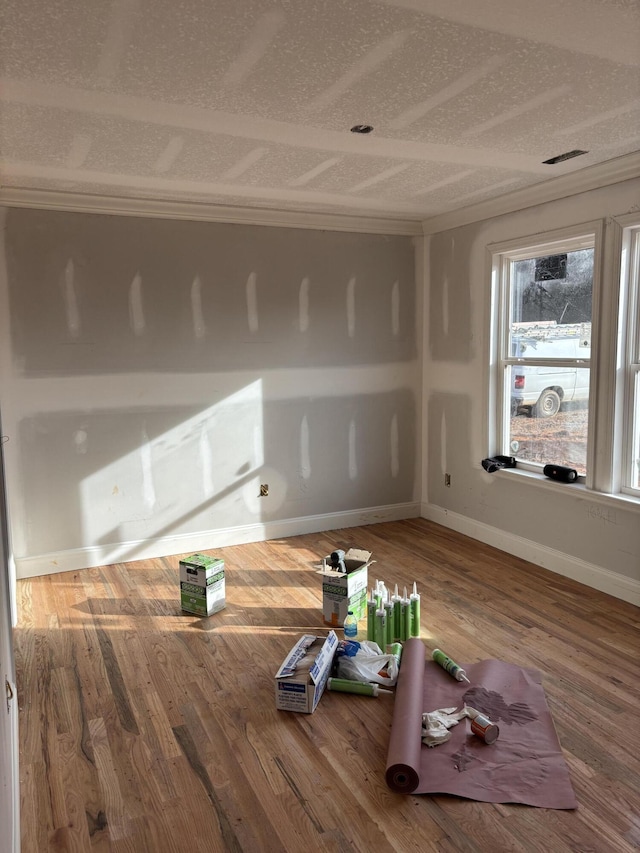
[343,609,358,641]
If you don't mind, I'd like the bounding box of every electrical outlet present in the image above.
[444,473,451,487]
[260,484,269,497]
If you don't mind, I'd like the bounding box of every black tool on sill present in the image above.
[481,455,517,473]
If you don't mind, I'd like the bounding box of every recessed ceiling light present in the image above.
[350,124,374,134]
[542,149,588,165]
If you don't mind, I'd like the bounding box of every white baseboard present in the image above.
[421,502,640,607]
[14,502,421,578]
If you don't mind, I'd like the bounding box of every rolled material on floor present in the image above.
[385,637,425,793]
[385,638,578,809]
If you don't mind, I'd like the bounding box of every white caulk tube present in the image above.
[328,678,392,697]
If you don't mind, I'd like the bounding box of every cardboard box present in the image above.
[179,553,225,617]
[275,631,338,713]
[317,549,373,628]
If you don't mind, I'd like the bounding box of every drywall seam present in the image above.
[14,502,420,578]
[421,502,640,607]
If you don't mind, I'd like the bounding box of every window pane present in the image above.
[510,248,593,357]
[631,372,640,491]
[506,366,589,475]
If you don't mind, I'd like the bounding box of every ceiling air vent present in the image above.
[542,149,588,165]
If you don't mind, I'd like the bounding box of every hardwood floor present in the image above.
[14,518,640,852]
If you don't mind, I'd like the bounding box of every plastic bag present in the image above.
[336,640,399,685]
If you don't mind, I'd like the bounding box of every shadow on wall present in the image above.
[5,208,417,376]
[426,391,472,508]
[429,229,476,364]
[17,389,415,561]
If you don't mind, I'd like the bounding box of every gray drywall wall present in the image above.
[424,178,640,586]
[6,210,416,374]
[0,208,420,571]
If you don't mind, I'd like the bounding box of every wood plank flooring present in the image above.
[14,518,640,852]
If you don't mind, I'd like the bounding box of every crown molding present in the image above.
[421,151,640,235]
[0,187,423,236]
[2,151,637,238]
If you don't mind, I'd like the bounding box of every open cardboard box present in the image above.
[275,631,339,713]
[317,548,373,628]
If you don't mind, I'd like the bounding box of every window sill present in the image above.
[495,466,640,511]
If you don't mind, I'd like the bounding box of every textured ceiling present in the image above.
[1,0,639,223]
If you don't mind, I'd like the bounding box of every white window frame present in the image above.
[489,223,600,482]
[619,218,640,497]
[488,216,640,506]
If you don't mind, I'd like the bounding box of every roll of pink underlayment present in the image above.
[384,637,426,793]
[384,638,578,809]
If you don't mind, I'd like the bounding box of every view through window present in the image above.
[501,243,594,476]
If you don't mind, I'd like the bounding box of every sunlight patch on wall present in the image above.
[78,381,264,560]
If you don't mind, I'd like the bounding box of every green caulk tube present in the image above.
[374,606,387,652]
[384,590,394,647]
[367,590,377,641]
[432,648,470,683]
[401,586,411,642]
[386,642,403,668]
[392,583,402,642]
[410,581,421,638]
[328,678,392,697]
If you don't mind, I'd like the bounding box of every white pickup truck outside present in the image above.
[510,322,591,418]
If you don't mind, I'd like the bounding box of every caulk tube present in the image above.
[384,591,394,647]
[401,587,411,642]
[374,606,387,652]
[367,590,377,642]
[386,642,403,668]
[410,582,420,638]
[392,584,402,642]
[328,678,392,697]
[432,648,470,683]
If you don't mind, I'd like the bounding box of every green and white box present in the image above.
[180,553,225,617]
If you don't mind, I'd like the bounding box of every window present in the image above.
[488,218,640,502]
[620,222,640,495]
[491,228,595,478]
